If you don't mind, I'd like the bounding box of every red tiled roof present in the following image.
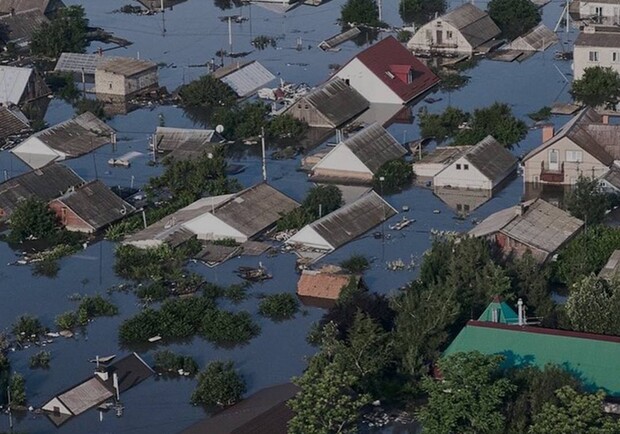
[296,270,354,300]
[353,36,439,103]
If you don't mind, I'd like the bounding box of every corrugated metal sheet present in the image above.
[0,65,31,104]
[442,3,488,29]
[55,52,117,75]
[303,78,369,127]
[154,126,220,152]
[0,0,56,14]
[297,270,353,299]
[507,24,558,51]
[97,57,157,78]
[0,8,48,45]
[219,61,275,98]
[57,377,113,416]
[341,123,406,173]
[319,27,361,50]
[603,165,620,190]
[575,30,620,48]
[0,105,29,140]
[442,4,500,49]
[463,135,517,182]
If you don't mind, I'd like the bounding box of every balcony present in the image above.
[540,161,564,183]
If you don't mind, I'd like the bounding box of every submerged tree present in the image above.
[31,5,89,58]
[191,361,245,407]
[399,0,446,26]
[571,66,620,109]
[488,0,540,41]
[564,176,610,225]
[341,0,382,27]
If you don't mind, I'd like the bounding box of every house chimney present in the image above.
[602,114,609,125]
[517,298,525,326]
[515,202,527,216]
[542,124,554,142]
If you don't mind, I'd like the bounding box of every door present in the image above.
[549,149,559,171]
[436,30,443,45]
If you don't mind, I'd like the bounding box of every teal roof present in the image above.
[477,298,519,324]
[444,321,620,396]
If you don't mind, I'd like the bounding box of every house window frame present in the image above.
[446,30,453,39]
[566,150,583,163]
[589,51,600,62]
[456,163,461,170]
[463,164,469,170]
[613,52,620,63]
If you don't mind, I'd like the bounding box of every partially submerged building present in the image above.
[0,105,30,146]
[282,77,369,129]
[212,60,276,99]
[0,163,83,220]
[41,353,153,427]
[504,23,558,52]
[522,108,620,186]
[54,52,118,82]
[48,180,135,233]
[0,65,49,105]
[0,8,48,49]
[445,298,620,396]
[152,126,223,161]
[573,26,620,80]
[11,112,116,169]
[570,0,620,26]
[407,4,501,55]
[95,57,158,97]
[412,146,468,179]
[310,123,406,184]
[286,191,397,261]
[0,0,64,16]
[124,183,299,248]
[297,266,359,305]
[469,198,584,263]
[335,36,439,104]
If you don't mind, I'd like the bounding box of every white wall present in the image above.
[287,226,333,251]
[42,397,71,415]
[578,1,620,22]
[183,212,247,242]
[434,156,492,190]
[574,44,620,79]
[335,58,403,104]
[313,144,372,174]
[407,20,473,54]
[412,162,449,178]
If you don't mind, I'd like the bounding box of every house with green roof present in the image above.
[444,299,620,396]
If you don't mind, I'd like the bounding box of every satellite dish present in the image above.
[215,124,224,134]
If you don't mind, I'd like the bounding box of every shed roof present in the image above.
[0,7,48,44]
[297,269,354,300]
[599,249,620,280]
[56,377,113,416]
[441,4,501,49]
[54,52,118,75]
[0,65,32,104]
[339,123,406,173]
[507,23,558,51]
[290,191,397,250]
[96,57,156,77]
[0,105,29,140]
[461,135,517,181]
[214,60,276,98]
[180,383,299,434]
[19,111,115,157]
[444,319,620,396]
[0,164,83,216]
[470,199,584,258]
[54,180,134,231]
[154,126,222,152]
[303,77,369,127]
[348,36,439,102]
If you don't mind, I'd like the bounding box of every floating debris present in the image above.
[148,335,162,343]
[236,264,272,282]
[389,217,414,231]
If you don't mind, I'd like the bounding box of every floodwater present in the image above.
[0,0,579,432]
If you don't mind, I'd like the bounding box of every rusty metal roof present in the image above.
[297,269,355,299]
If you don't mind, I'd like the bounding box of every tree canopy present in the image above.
[191,361,246,407]
[565,274,620,336]
[488,0,541,40]
[341,0,383,27]
[565,176,610,225]
[8,198,61,244]
[571,66,620,109]
[179,75,237,108]
[399,0,446,26]
[373,159,413,193]
[31,5,89,58]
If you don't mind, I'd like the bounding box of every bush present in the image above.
[7,198,62,245]
[340,254,370,273]
[373,159,413,193]
[418,106,469,141]
[153,350,198,376]
[341,0,383,27]
[259,293,299,321]
[454,102,527,149]
[527,106,552,122]
[200,310,260,346]
[55,311,79,330]
[277,185,343,231]
[571,66,620,109]
[76,295,118,325]
[12,315,45,342]
[179,75,237,108]
[191,361,246,407]
[74,99,107,120]
[136,282,170,302]
[29,351,51,369]
[225,284,249,304]
[9,373,26,406]
[399,0,446,25]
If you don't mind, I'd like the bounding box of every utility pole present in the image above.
[228,16,233,58]
[7,386,13,432]
[261,127,267,182]
[161,0,166,36]
[377,0,382,22]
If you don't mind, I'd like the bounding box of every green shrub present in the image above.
[153,350,198,376]
[200,310,260,346]
[12,315,45,342]
[76,295,118,325]
[258,293,299,321]
[373,159,413,193]
[55,311,79,330]
[191,361,245,407]
[340,254,370,273]
[29,351,51,369]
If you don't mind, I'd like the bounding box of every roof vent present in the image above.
[385,71,395,79]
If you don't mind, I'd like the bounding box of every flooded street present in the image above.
[0,0,580,432]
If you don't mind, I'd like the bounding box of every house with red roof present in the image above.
[333,36,439,105]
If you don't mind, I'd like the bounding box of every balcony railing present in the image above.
[540,160,564,183]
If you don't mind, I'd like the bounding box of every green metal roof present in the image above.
[477,298,519,324]
[444,321,620,396]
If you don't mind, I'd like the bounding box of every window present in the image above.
[446,31,453,39]
[589,51,599,62]
[613,52,620,63]
[464,204,470,212]
[436,21,442,27]
[464,164,469,170]
[456,204,462,211]
[566,150,583,162]
[456,164,461,170]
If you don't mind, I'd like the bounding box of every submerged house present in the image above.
[282,77,369,129]
[504,23,558,52]
[573,26,620,80]
[0,7,48,49]
[433,135,518,191]
[41,353,153,427]
[469,198,584,263]
[522,108,620,186]
[11,112,116,169]
[412,146,468,179]
[407,3,501,55]
[286,191,397,261]
[297,266,360,306]
[54,52,119,82]
[212,60,276,99]
[48,180,135,233]
[152,126,223,161]
[0,105,30,145]
[124,183,299,248]
[0,0,65,16]
[310,123,407,184]
[334,36,439,105]
[95,57,158,97]
[0,163,83,220]
[0,65,49,105]
[445,298,620,396]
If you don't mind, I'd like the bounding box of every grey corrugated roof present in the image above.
[341,123,406,173]
[416,146,469,164]
[0,0,58,14]
[22,111,115,156]
[55,52,119,75]
[0,164,83,217]
[54,180,134,231]
[575,30,620,48]
[0,8,48,45]
[212,183,299,237]
[96,57,157,77]
[507,23,558,51]
[154,126,221,152]
[462,135,517,182]
[308,191,396,249]
[303,78,369,127]
[56,377,113,416]
[0,65,31,104]
[320,27,361,49]
[0,105,29,140]
[216,61,275,98]
[442,4,500,49]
